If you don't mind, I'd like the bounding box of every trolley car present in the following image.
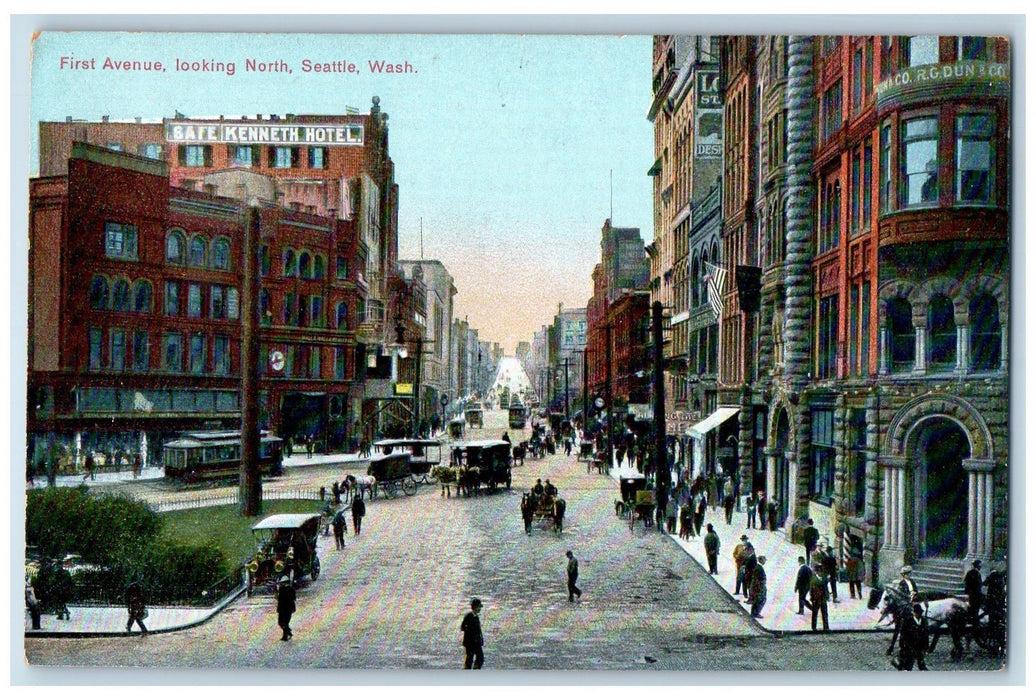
[163,430,283,482]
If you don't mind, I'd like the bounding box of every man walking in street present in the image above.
[745,492,757,528]
[276,577,296,641]
[891,603,929,671]
[822,546,839,603]
[566,551,582,602]
[703,523,720,575]
[963,560,983,627]
[733,535,749,596]
[351,494,366,535]
[332,509,347,550]
[461,598,485,669]
[125,581,148,635]
[749,555,768,618]
[802,518,819,564]
[723,493,735,525]
[794,556,813,615]
[809,563,830,631]
[756,492,768,530]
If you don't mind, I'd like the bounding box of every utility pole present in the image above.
[412,336,423,437]
[582,349,589,432]
[240,203,262,516]
[605,323,613,470]
[652,301,668,506]
[563,357,570,421]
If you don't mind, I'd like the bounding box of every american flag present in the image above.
[704,262,727,320]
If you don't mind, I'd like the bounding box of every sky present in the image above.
[27,30,655,354]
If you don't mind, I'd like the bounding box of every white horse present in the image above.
[873,586,970,662]
[343,474,377,501]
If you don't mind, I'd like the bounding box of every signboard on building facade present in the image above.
[165,121,364,145]
[695,70,722,160]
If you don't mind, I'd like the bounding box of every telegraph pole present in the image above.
[652,301,669,506]
[605,324,613,470]
[412,336,423,437]
[582,349,589,432]
[240,203,262,516]
[564,357,570,421]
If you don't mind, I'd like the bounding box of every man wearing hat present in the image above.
[898,565,918,602]
[732,535,749,596]
[821,545,839,603]
[794,556,813,615]
[276,576,296,641]
[460,598,485,669]
[963,560,983,627]
[749,555,768,618]
[566,551,582,602]
[809,562,830,631]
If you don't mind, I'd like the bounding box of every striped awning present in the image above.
[688,406,739,438]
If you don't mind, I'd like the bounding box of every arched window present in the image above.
[259,289,272,325]
[133,280,152,313]
[928,294,956,368]
[90,276,109,310]
[699,251,711,308]
[298,251,312,279]
[259,245,270,276]
[691,256,700,307]
[336,301,349,330]
[888,297,914,372]
[211,238,231,271]
[166,230,186,264]
[970,294,1001,371]
[283,249,297,277]
[111,278,131,312]
[188,235,208,267]
[313,255,326,280]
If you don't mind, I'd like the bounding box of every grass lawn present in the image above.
[160,499,325,566]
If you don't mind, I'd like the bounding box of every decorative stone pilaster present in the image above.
[964,458,996,560]
[878,455,909,580]
[878,326,890,375]
[955,325,969,374]
[913,325,926,373]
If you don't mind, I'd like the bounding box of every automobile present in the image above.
[246,513,322,595]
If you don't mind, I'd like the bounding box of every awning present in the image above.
[687,406,739,439]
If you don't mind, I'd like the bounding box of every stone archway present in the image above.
[910,417,970,559]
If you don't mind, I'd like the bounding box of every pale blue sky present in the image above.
[29,31,655,352]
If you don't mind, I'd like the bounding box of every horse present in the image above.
[342,474,377,501]
[512,442,527,466]
[458,467,481,497]
[871,585,970,662]
[552,498,566,535]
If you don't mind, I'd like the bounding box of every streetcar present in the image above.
[508,402,528,429]
[163,430,283,482]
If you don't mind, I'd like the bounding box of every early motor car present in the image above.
[246,513,322,595]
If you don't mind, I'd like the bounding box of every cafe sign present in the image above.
[166,121,364,146]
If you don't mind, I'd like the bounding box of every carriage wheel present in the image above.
[403,477,417,496]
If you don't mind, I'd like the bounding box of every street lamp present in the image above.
[440,394,449,436]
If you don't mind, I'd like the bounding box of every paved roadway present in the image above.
[23,410,1007,673]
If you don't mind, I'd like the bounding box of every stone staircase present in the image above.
[912,559,966,595]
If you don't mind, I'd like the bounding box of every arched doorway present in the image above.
[913,417,970,559]
[774,408,790,524]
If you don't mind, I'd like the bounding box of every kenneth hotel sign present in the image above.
[165,121,365,146]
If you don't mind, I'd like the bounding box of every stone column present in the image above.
[879,455,908,578]
[913,325,926,373]
[878,326,890,375]
[955,324,969,374]
[964,459,996,559]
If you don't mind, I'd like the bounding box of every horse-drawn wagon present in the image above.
[616,475,654,528]
[367,451,417,498]
[453,439,512,496]
[372,438,442,484]
[521,489,566,535]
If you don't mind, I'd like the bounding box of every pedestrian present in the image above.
[615,444,626,470]
[767,499,778,531]
[741,541,758,602]
[132,453,141,478]
[963,559,983,627]
[891,603,929,671]
[566,551,582,602]
[809,563,830,631]
[521,493,533,534]
[460,597,485,669]
[822,546,839,603]
[794,556,813,614]
[745,491,757,528]
[276,577,296,641]
[723,492,735,525]
[756,492,768,530]
[733,535,749,596]
[665,498,677,534]
[703,523,720,575]
[898,565,918,602]
[351,494,366,535]
[694,493,707,537]
[25,578,41,630]
[846,546,863,600]
[802,518,819,564]
[306,436,313,458]
[84,453,95,481]
[125,581,148,635]
[332,509,347,550]
[749,555,768,618]
[564,437,572,456]
[332,480,341,505]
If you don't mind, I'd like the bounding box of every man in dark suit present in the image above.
[963,559,983,627]
[892,603,929,671]
[745,492,757,529]
[461,598,485,669]
[809,563,830,632]
[802,518,819,564]
[794,556,813,614]
[821,546,839,603]
[276,577,296,641]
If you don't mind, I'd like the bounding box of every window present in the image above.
[90,276,109,310]
[260,290,272,325]
[283,249,297,277]
[309,147,327,169]
[211,285,227,320]
[861,281,871,375]
[189,334,206,375]
[336,301,349,330]
[849,409,868,515]
[308,345,321,378]
[956,113,994,204]
[188,283,203,318]
[260,245,270,276]
[823,36,841,55]
[163,332,182,372]
[271,147,296,169]
[334,347,347,379]
[336,256,348,280]
[817,294,838,379]
[227,288,239,320]
[166,230,186,264]
[901,116,939,206]
[211,238,231,270]
[213,335,231,376]
[958,36,989,60]
[889,297,914,372]
[133,330,149,372]
[89,328,103,369]
[110,329,126,371]
[138,143,162,160]
[231,145,257,166]
[314,255,326,280]
[111,279,131,312]
[928,294,956,368]
[164,281,180,316]
[970,294,1001,371]
[180,145,211,167]
[104,222,138,260]
[905,35,939,67]
[284,293,295,326]
[818,175,841,253]
[821,81,843,143]
[310,296,324,328]
[852,49,864,114]
[133,280,152,313]
[188,235,208,267]
[879,123,893,213]
[810,409,836,503]
[849,285,858,375]
[299,252,312,279]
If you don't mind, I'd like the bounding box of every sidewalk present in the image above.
[609,461,885,634]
